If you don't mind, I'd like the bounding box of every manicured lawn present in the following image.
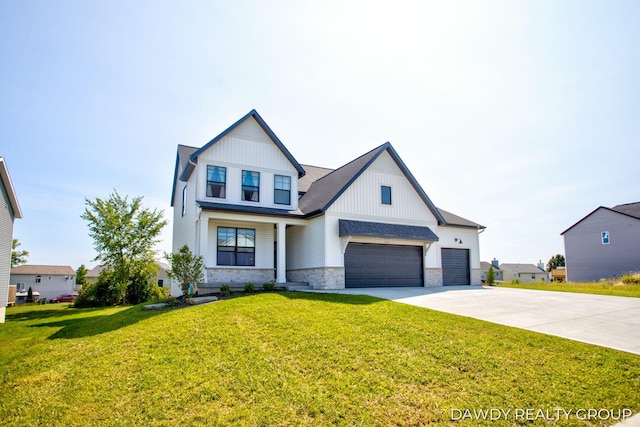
[498,281,640,298]
[1,293,639,426]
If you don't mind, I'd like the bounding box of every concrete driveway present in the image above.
[311,286,640,355]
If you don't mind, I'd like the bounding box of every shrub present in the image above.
[26,287,34,304]
[244,282,255,292]
[511,279,520,284]
[486,266,495,285]
[262,282,276,291]
[621,273,640,285]
[73,281,98,307]
[93,269,127,306]
[125,271,157,305]
[220,284,230,296]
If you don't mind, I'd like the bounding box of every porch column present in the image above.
[276,221,286,284]
[198,217,210,283]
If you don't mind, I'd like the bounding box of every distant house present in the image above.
[10,265,76,302]
[500,263,548,283]
[480,259,504,282]
[561,202,640,282]
[170,109,485,293]
[1,157,23,322]
[86,262,172,290]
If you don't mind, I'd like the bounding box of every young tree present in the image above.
[165,245,205,296]
[546,254,566,272]
[486,265,495,285]
[26,286,34,304]
[76,264,89,285]
[81,191,166,305]
[11,239,29,267]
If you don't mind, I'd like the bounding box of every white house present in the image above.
[500,263,548,283]
[86,262,174,293]
[170,110,484,293]
[1,157,23,322]
[10,265,76,302]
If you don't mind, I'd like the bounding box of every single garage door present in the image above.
[345,243,423,287]
[441,248,470,286]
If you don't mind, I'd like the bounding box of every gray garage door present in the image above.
[441,248,470,286]
[345,243,423,287]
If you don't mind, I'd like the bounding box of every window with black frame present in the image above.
[242,170,260,202]
[274,175,291,205]
[207,166,226,198]
[217,227,256,266]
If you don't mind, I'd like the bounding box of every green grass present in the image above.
[498,281,640,298]
[1,294,639,426]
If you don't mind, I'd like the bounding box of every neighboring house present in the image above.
[86,262,174,292]
[500,263,548,283]
[561,202,640,282]
[1,157,23,322]
[10,265,76,302]
[480,259,504,282]
[170,109,485,293]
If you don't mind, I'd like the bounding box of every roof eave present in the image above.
[0,157,23,219]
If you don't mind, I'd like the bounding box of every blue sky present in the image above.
[1,1,638,270]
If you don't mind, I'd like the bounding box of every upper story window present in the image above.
[207,166,226,198]
[242,170,260,202]
[602,231,610,245]
[36,275,42,283]
[181,186,187,216]
[381,186,392,205]
[274,175,291,205]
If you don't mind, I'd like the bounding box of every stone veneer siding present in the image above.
[207,268,275,285]
[425,268,443,287]
[471,269,482,286]
[287,267,345,290]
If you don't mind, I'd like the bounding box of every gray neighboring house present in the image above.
[10,265,76,302]
[561,202,640,282]
[86,262,173,291]
[480,259,504,282]
[500,263,548,283]
[1,157,23,322]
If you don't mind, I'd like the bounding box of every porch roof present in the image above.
[197,201,304,217]
[338,219,439,242]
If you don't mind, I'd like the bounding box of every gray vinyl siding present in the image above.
[564,209,640,282]
[0,182,15,310]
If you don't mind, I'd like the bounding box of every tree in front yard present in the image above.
[165,245,205,297]
[546,254,566,272]
[11,239,29,267]
[81,191,167,305]
[486,265,495,285]
[75,264,88,286]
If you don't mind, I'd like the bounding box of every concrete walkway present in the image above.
[309,286,640,355]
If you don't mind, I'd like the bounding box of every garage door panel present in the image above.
[442,248,470,286]
[345,243,423,288]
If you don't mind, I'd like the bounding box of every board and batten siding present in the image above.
[286,216,325,269]
[172,169,198,253]
[328,152,438,224]
[564,208,640,282]
[206,220,274,269]
[195,118,299,209]
[0,182,15,315]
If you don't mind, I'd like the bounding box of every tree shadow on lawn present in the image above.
[6,306,106,322]
[29,306,165,340]
[280,291,384,305]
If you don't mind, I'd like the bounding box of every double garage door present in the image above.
[345,243,423,287]
[345,243,470,287]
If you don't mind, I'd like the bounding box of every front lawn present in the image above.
[1,293,639,426]
[498,281,640,298]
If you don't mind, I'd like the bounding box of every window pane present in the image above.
[237,229,255,247]
[274,189,290,205]
[237,251,255,266]
[381,186,392,205]
[217,227,236,246]
[274,175,290,190]
[207,166,226,198]
[217,251,235,266]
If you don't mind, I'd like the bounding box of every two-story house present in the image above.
[1,157,23,322]
[170,110,484,293]
[10,265,76,302]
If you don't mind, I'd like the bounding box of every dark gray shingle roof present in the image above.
[339,219,439,241]
[298,164,334,193]
[437,208,485,229]
[612,202,640,219]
